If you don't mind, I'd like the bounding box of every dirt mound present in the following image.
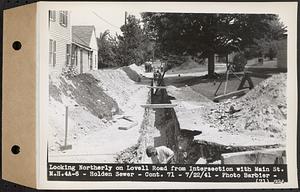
[49,67,149,160]
[129,64,145,75]
[122,66,141,82]
[168,56,203,72]
[48,74,120,152]
[177,57,202,70]
[57,74,120,119]
[205,73,287,140]
[90,69,142,109]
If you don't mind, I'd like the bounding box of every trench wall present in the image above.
[150,81,185,163]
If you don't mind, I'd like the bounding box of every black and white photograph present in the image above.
[47,8,289,166]
[0,1,297,190]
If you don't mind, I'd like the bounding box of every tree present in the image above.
[97,30,119,68]
[244,16,287,61]
[142,13,285,77]
[118,15,152,66]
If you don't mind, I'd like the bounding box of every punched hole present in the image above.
[12,41,22,50]
[11,145,20,155]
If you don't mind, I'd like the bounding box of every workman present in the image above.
[146,145,174,164]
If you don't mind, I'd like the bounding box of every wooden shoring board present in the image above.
[213,88,248,102]
[140,104,177,108]
[231,71,252,75]
[118,122,138,130]
[147,86,167,89]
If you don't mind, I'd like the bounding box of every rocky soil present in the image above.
[204,73,287,140]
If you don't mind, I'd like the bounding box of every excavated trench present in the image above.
[116,78,281,164]
[149,80,200,164]
[150,80,282,164]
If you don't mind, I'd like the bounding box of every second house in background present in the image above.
[48,10,98,76]
[72,25,98,73]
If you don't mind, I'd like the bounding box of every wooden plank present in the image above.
[231,71,252,75]
[116,115,134,122]
[147,86,167,89]
[213,88,248,102]
[118,122,138,130]
[140,104,177,108]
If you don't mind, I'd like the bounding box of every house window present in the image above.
[75,49,78,66]
[49,39,56,67]
[89,52,93,70]
[95,55,97,69]
[59,11,68,27]
[66,44,71,66]
[49,10,56,21]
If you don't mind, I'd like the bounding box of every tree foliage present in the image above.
[97,30,119,68]
[245,17,287,60]
[97,15,153,68]
[142,13,286,77]
[117,15,153,66]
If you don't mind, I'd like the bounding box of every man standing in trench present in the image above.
[146,146,175,164]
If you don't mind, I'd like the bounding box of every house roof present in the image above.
[72,25,95,48]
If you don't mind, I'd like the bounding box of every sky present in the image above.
[71,10,288,38]
[71,10,142,38]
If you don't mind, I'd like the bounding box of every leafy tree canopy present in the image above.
[142,13,286,76]
[142,13,284,57]
[97,15,154,67]
[118,15,153,66]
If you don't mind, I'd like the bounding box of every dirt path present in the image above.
[49,86,148,163]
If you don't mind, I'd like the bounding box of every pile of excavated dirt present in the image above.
[122,66,141,82]
[90,69,145,109]
[165,74,286,164]
[169,56,202,72]
[129,64,145,75]
[59,74,120,119]
[49,68,148,156]
[49,74,119,152]
[204,73,287,140]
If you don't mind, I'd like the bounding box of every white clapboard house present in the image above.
[48,10,72,76]
[71,25,98,73]
[48,10,98,76]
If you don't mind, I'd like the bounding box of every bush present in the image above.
[232,53,247,72]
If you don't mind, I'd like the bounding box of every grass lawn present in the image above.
[191,76,266,100]
[163,58,284,101]
[164,74,266,100]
